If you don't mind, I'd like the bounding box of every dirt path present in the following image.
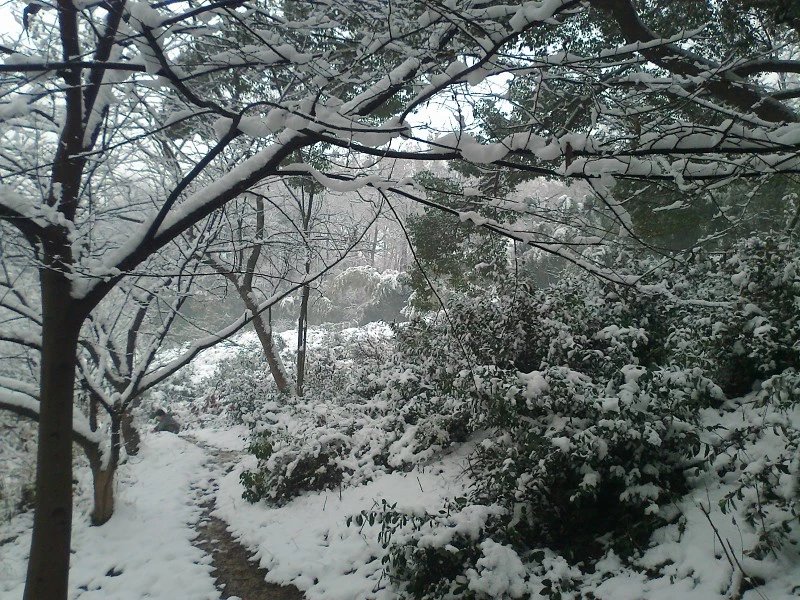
[188,440,304,600]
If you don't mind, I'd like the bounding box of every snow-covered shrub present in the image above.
[714,237,800,387]
[357,499,504,600]
[369,233,800,599]
[241,424,349,504]
[208,345,280,424]
[311,266,411,325]
[140,364,213,428]
[0,416,37,521]
[643,236,800,396]
[239,324,475,505]
[473,365,721,561]
[715,369,800,560]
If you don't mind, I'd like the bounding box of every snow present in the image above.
[519,370,549,398]
[1,413,797,600]
[127,2,165,30]
[0,434,220,600]
[509,0,568,33]
[3,304,798,600]
[187,425,249,452]
[213,441,475,599]
[466,539,528,598]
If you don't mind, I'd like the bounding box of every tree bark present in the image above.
[251,307,293,394]
[89,464,116,526]
[87,416,120,526]
[120,410,140,456]
[89,392,98,432]
[296,281,310,397]
[296,189,313,397]
[23,270,82,600]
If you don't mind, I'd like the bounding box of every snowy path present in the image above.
[0,426,473,600]
[213,439,475,600]
[0,434,221,599]
[0,431,304,600]
[186,435,304,600]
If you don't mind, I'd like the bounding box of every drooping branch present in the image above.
[0,390,102,459]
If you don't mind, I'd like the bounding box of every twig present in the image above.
[697,501,768,600]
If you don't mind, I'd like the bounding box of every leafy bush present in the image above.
[239,324,474,505]
[365,233,800,599]
[210,345,280,424]
[241,426,349,504]
[230,233,800,597]
[715,369,800,559]
[473,365,720,561]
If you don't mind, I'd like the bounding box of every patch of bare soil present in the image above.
[189,442,304,600]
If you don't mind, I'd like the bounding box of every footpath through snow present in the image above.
[0,433,220,599]
[6,422,795,599]
[187,430,304,600]
[212,436,475,600]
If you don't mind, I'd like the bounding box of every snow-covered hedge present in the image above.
[0,416,36,521]
[358,233,800,599]
[238,326,471,504]
[221,233,799,598]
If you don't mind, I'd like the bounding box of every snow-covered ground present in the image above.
[212,425,800,600]
[1,317,797,600]
[0,426,472,600]
[214,440,475,600]
[0,434,221,600]
[187,424,249,452]
[160,322,393,386]
[2,423,799,599]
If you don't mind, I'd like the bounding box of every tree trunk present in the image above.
[368,225,379,267]
[89,461,116,526]
[88,416,120,526]
[89,392,98,432]
[296,283,310,397]
[121,410,140,456]
[23,270,82,600]
[296,189,313,398]
[238,288,292,394]
[248,299,293,394]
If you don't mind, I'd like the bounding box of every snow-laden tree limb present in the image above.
[0,389,103,459]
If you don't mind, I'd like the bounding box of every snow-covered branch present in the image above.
[0,389,103,458]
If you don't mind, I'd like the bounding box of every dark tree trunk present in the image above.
[120,410,140,456]
[23,270,82,600]
[246,297,293,394]
[368,225,379,267]
[90,465,116,526]
[296,283,309,397]
[296,189,313,398]
[89,392,98,432]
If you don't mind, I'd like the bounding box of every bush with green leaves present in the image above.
[240,423,350,504]
[635,235,800,395]
[229,234,800,596]
[239,324,473,505]
[208,344,281,424]
[363,233,800,599]
[473,365,721,561]
[714,369,800,560]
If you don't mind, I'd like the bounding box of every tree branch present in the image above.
[0,390,102,458]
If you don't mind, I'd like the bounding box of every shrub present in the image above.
[241,427,349,504]
[715,369,800,559]
[365,233,800,599]
[239,324,475,504]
